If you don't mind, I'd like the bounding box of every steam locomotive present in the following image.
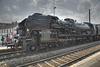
[17,13,100,52]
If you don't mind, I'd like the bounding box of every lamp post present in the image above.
[89,9,91,23]
[53,0,56,16]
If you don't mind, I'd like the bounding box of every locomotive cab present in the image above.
[30,30,57,43]
[27,29,57,51]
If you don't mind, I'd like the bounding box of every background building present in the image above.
[0,22,18,43]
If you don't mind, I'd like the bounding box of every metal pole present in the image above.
[89,9,91,23]
[53,0,56,16]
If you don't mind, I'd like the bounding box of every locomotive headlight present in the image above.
[27,28,29,35]
[27,29,29,32]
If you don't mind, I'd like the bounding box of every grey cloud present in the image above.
[4,6,11,12]
[91,0,100,5]
[37,0,53,14]
[22,0,38,6]
[96,3,100,12]
[0,14,22,23]
[0,0,100,24]
[77,0,91,12]
[91,2,100,24]
[13,5,19,10]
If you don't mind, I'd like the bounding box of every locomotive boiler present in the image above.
[17,13,97,52]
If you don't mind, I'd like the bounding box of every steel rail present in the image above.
[17,43,100,67]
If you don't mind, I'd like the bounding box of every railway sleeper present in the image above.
[46,60,59,67]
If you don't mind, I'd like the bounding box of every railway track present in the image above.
[17,42,100,67]
[0,50,26,62]
[0,41,100,67]
[0,42,92,62]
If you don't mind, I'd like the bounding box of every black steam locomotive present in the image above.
[17,13,100,52]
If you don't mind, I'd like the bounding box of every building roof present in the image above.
[0,22,18,30]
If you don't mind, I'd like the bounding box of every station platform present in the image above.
[0,44,10,50]
[70,51,100,67]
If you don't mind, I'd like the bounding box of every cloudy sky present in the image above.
[0,0,100,24]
